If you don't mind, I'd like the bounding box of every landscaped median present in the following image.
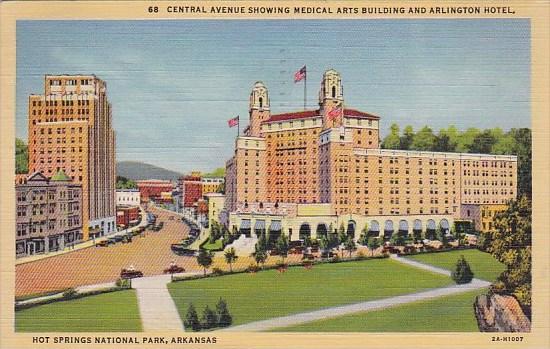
[167,256,455,328]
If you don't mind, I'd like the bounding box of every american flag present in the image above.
[227,116,239,128]
[327,106,342,120]
[294,65,306,83]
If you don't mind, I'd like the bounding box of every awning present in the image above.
[269,220,282,231]
[240,219,251,229]
[254,220,265,230]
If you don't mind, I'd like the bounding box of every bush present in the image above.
[212,267,224,276]
[451,256,474,284]
[115,278,131,289]
[184,304,201,331]
[246,263,260,273]
[62,288,78,299]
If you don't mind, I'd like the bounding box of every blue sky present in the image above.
[16,20,530,173]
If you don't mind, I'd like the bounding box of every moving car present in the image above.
[120,268,143,279]
[164,265,185,274]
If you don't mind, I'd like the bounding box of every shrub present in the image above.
[62,288,78,299]
[184,304,201,331]
[330,254,340,263]
[216,298,232,327]
[246,263,260,273]
[356,250,367,260]
[212,267,224,276]
[451,256,474,284]
[115,278,131,289]
[201,305,218,330]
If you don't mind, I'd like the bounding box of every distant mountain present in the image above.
[116,161,183,181]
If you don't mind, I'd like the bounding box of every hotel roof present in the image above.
[265,108,380,123]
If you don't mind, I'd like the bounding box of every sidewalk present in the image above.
[16,207,148,265]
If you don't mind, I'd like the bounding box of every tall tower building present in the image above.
[28,75,116,240]
[248,81,270,137]
[319,69,344,129]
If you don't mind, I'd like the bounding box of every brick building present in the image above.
[136,179,174,203]
[27,75,116,240]
[16,171,82,258]
[225,69,517,240]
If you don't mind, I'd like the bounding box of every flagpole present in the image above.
[237,116,240,137]
[304,68,307,110]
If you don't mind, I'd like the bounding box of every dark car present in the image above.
[113,235,124,242]
[164,265,185,274]
[120,268,143,279]
[95,240,109,247]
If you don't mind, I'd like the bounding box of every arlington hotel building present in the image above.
[225,69,517,241]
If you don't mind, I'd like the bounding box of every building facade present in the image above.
[201,177,224,195]
[225,69,518,240]
[16,171,82,258]
[116,205,140,228]
[28,75,116,240]
[116,189,140,207]
[180,175,203,214]
[136,179,174,203]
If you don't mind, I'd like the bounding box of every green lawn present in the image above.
[16,290,142,332]
[168,258,454,326]
[405,249,504,282]
[273,288,486,332]
[202,239,223,251]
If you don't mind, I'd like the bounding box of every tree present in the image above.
[15,138,28,174]
[224,247,238,273]
[510,128,532,200]
[275,234,289,263]
[451,256,474,284]
[344,238,356,258]
[253,245,267,268]
[319,236,329,258]
[456,127,480,152]
[399,125,414,150]
[184,304,201,331]
[411,126,436,151]
[201,305,218,330]
[116,175,137,189]
[381,123,401,149]
[197,249,213,276]
[469,129,497,154]
[367,237,381,256]
[433,133,454,152]
[216,298,232,327]
[489,196,531,313]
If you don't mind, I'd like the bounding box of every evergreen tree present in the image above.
[15,138,28,174]
[184,304,201,331]
[399,125,414,150]
[451,256,474,284]
[201,305,218,330]
[216,298,232,327]
[411,126,436,151]
[275,234,289,263]
[253,245,267,267]
[367,237,381,256]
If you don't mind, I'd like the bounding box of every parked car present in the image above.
[171,244,197,256]
[113,235,124,242]
[95,240,109,247]
[164,265,185,274]
[120,268,143,279]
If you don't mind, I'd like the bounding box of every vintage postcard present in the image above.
[0,1,549,348]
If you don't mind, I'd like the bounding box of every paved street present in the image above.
[15,206,201,297]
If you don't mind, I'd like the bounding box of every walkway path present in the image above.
[132,272,200,332]
[223,255,490,331]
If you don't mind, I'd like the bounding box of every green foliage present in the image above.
[367,237,381,256]
[62,288,78,299]
[116,176,137,189]
[276,234,289,262]
[184,304,201,331]
[15,138,28,174]
[216,298,232,327]
[451,256,474,284]
[252,245,267,267]
[197,249,214,276]
[203,167,225,178]
[115,278,131,289]
[411,126,436,150]
[344,238,356,257]
[489,196,531,312]
[201,305,218,330]
[381,123,401,149]
[224,247,238,272]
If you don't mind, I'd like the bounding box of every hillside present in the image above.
[116,161,182,181]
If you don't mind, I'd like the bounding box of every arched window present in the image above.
[259,97,263,108]
[332,86,336,98]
